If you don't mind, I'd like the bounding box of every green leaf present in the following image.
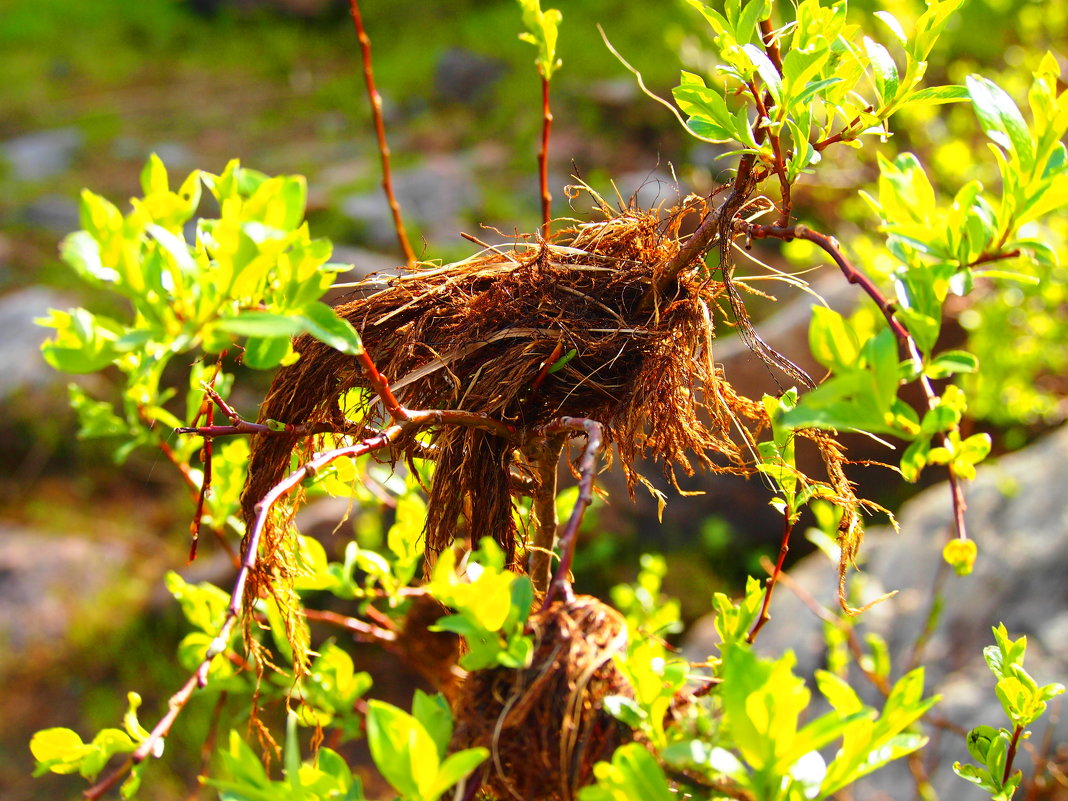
[38,308,123,374]
[578,743,675,801]
[741,43,781,105]
[673,74,736,142]
[243,335,295,369]
[735,0,771,45]
[953,760,1002,795]
[904,84,970,106]
[547,347,577,374]
[899,438,930,483]
[165,571,230,633]
[297,301,365,355]
[122,693,152,743]
[873,11,906,45]
[412,690,453,758]
[820,668,937,795]
[60,231,119,285]
[808,306,860,371]
[817,671,866,718]
[719,643,810,771]
[283,712,307,801]
[603,695,646,728]
[78,188,123,242]
[431,749,490,798]
[81,728,137,779]
[140,152,169,195]
[967,75,1035,170]
[366,700,439,801]
[148,223,198,280]
[214,312,305,339]
[791,77,842,109]
[30,728,89,775]
[517,0,562,79]
[68,385,129,439]
[864,37,899,106]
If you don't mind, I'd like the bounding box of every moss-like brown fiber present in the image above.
[238,200,776,602]
[237,197,887,626]
[449,595,633,801]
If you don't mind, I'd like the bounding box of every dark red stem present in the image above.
[1003,724,1024,785]
[743,222,910,341]
[747,511,795,643]
[648,153,758,304]
[539,75,553,239]
[347,0,415,267]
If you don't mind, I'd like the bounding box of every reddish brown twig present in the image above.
[303,608,398,643]
[111,349,517,799]
[86,482,344,801]
[747,510,795,643]
[741,222,910,341]
[741,221,973,543]
[176,386,362,440]
[188,356,226,562]
[188,396,212,562]
[84,626,233,800]
[153,429,201,493]
[1004,724,1025,785]
[539,75,554,239]
[970,248,1021,267]
[907,336,970,544]
[743,77,791,227]
[347,0,415,268]
[759,18,783,74]
[771,558,891,695]
[647,152,759,303]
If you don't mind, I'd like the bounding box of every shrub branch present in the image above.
[347,0,415,267]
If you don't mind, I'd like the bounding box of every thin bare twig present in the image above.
[303,608,398,643]
[741,222,910,341]
[970,248,1021,267]
[744,221,974,543]
[1005,724,1025,785]
[85,603,245,801]
[346,0,415,267]
[188,354,226,562]
[539,75,554,239]
[108,345,518,799]
[747,511,795,643]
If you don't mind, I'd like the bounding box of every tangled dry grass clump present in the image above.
[240,194,777,597]
[449,596,633,801]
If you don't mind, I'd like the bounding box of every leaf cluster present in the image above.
[953,625,1066,800]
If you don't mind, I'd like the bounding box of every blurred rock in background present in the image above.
[686,424,1068,800]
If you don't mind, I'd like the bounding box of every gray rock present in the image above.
[340,156,480,249]
[149,141,196,170]
[19,194,80,234]
[0,524,132,666]
[0,287,72,400]
[1,127,84,182]
[434,48,506,106]
[585,78,640,107]
[684,425,1068,799]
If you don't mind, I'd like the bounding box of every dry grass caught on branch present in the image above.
[239,196,774,600]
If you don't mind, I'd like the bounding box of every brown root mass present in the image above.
[240,201,770,597]
[450,595,633,801]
